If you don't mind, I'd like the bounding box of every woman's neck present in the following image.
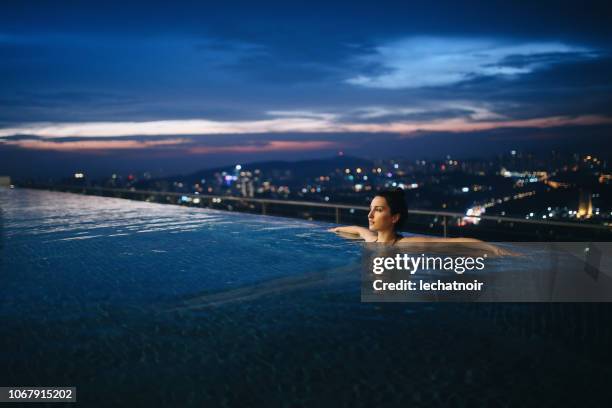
[377,230,398,243]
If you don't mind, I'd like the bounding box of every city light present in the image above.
[38,150,610,228]
[463,206,485,225]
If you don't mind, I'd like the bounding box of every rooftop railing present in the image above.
[36,185,611,240]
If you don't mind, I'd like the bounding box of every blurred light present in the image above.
[464,206,484,225]
[461,187,469,193]
[235,164,242,170]
[74,172,84,179]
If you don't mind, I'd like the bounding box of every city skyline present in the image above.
[44,150,610,227]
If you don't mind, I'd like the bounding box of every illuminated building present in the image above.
[577,189,593,219]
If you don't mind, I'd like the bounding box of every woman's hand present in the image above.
[462,241,520,257]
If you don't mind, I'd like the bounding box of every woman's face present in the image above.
[368,196,399,232]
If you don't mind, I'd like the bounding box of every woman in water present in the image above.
[328,189,512,254]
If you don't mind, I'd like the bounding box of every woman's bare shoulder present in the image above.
[362,233,377,242]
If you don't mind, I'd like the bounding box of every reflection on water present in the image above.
[1,188,611,407]
[170,263,359,311]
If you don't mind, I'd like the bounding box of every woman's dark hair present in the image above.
[376,188,408,231]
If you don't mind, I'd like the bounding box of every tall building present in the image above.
[240,178,254,197]
[577,189,593,219]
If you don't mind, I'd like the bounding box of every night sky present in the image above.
[1,0,612,179]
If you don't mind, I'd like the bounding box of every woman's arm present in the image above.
[398,236,516,256]
[328,226,377,241]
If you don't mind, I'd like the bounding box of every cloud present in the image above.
[188,140,339,154]
[1,138,191,151]
[265,110,338,120]
[343,114,612,135]
[1,113,611,146]
[343,103,507,123]
[0,118,342,137]
[346,37,598,89]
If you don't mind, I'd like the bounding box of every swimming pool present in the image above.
[1,188,610,407]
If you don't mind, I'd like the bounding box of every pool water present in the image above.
[1,188,610,407]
